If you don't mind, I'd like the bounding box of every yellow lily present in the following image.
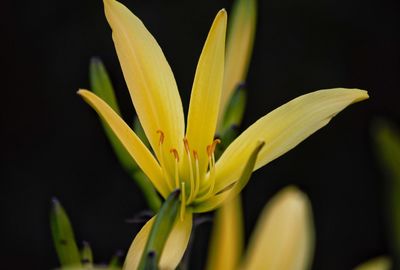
[207,186,314,270]
[78,0,368,268]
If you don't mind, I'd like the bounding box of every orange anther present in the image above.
[170,148,179,161]
[156,130,164,145]
[193,150,199,160]
[210,139,221,155]
[183,137,190,153]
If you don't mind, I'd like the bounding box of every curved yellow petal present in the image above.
[186,10,227,172]
[219,0,257,127]
[123,211,193,270]
[205,196,243,270]
[78,90,168,197]
[193,141,264,213]
[240,186,314,270]
[104,0,185,161]
[353,256,392,270]
[215,88,368,192]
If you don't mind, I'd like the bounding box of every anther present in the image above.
[210,138,221,154]
[183,137,190,153]
[170,148,179,162]
[193,150,199,160]
[156,130,164,145]
[206,139,221,157]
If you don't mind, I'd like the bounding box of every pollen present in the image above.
[170,148,179,161]
[183,137,190,153]
[156,130,164,145]
[207,138,221,157]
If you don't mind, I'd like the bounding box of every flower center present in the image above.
[156,130,221,218]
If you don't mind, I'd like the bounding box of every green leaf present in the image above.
[80,241,93,267]
[372,119,400,260]
[138,190,181,270]
[108,250,123,268]
[144,251,157,270]
[50,198,82,267]
[89,57,138,173]
[89,57,161,212]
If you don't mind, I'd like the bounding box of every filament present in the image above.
[183,138,195,203]
[170,149,180,188]
[180,182,186,221]
[157,130,173,190]
[192,150,200,201]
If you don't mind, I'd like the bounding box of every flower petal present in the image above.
[218,0,257,127]
[205,196,243,270]
[240,187,314,270]
[104,0,185,160]
[215,88,368,191]
[353,256,392,270]
[185,9,227,172]
[123,211,193,270]
[78,90,168,197]
[193,141,264,213]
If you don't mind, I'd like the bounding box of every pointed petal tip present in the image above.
[256,140,265,149]
[280,185,307,200]
[51,196,60,206]
[171,188,181,198]
[216,8,228,23]
[77,89,86,95]
[340,88,369,102]
[90,56,101,65]
[277,186,312,215]
[350,88,369,101]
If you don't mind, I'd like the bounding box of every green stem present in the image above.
[138,190,181,270]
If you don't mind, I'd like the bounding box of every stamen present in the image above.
[183,137,190,153]
[180,182,186,221]
[170,148,179,162]
[182,137,197,204]
[205,152,216,196]
[157,130,173,190]
[206,139,221,157]
[170,149,180,188]
[156,130,164,145]
[210,138,221,154]
[193,151,200,198]
[195,150,216,202]
[206,145,212,157]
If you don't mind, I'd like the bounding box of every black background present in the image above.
[2,0,400,269]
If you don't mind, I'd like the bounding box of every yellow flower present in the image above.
[353,257,392,270]
[207,187,315,270]
[78,0,368,268]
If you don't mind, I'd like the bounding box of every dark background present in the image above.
[2,0,400,269]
